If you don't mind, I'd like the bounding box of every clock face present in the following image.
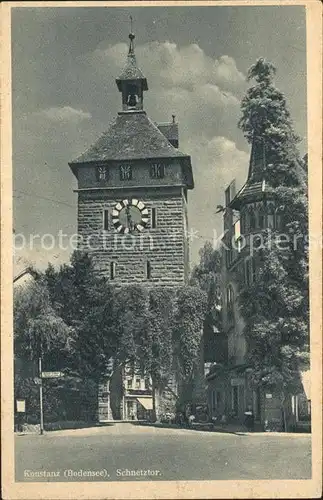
[112,199,149,234]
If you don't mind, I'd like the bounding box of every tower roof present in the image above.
[229,137,269,209]
[69,27,193,189]
[229,133,306,209]
[69,111,194,188]
[116,33,148,91]
[71,112,187,162]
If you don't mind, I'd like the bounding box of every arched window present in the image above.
[244,257,255,287]
[275,206,284,230]
[240,208,245,234]
[244,207,251,233]
[267,204,275,229]
[249,207,256,231]
[258,205,265,229]
[226,285,234,323]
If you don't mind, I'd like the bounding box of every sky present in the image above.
[12,4,307,272]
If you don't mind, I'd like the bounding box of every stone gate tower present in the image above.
[69,32,194,421]
[69,32,194,286]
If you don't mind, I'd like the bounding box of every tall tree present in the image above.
[190,242,223,362]
[14,279,73,423]
[173,286,207,406]
[142,288,175,420]
[238,58,309,429]
[44,251,116,383]
[239,58,306,188]
[110,285,175,420]
[14,279,72,367]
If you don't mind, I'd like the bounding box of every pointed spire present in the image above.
[128,32,135,55]
[116,18,147,86]
[116,23,148,111]
[128,16,135,55]
[247,134,266,183]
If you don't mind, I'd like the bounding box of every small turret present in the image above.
[115,30,148,112]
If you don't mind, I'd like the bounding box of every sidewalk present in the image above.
[15,420,311,437]
[134,420,311,436]
[192,422,310,436]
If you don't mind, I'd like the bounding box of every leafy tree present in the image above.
[239,58,306,188]
[106,283,208,419]
[109,285,175,420]
[14,279,72,425]
[44,251,116,383]
[173,286,207,406]
[238,58,309,430]
[40,252,117,421]
[113,284,149,367]
[39,255,210,420]
[190,242,223,362]
[146,288,175,387]
[14,279,72,366]
[143,288,175,419]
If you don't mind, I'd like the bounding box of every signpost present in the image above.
[39,357,44,435]
[16,399,26,413]
[16,399,26,432]
[38,364,64,435]
[41,371,63,379]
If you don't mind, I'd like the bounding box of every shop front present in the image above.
[124,395,153,421]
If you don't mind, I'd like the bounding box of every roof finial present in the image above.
[129,16,135,55]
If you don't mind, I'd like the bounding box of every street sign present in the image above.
[16,399,26,412]
[41,371,63,379]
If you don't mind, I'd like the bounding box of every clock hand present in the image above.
[125,205,132,231]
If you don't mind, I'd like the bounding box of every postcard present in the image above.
[1,1,322,499]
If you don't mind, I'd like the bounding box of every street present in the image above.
[15,423,311,481]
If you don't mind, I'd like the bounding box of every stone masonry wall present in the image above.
[77,189,188,286]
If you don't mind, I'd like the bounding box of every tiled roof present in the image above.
[157,123,178,142]
[71,111,188,164]
[116,53,148,90]
[238,182,264,198]
[230,180,269,209]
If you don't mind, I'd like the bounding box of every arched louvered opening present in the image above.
[267,203,275,229]
[226,284,235,324]
[258,205,265,229]
[275,205,285,230]
[249,206,256,231]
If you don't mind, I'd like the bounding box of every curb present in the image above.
[15,423,311,438]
